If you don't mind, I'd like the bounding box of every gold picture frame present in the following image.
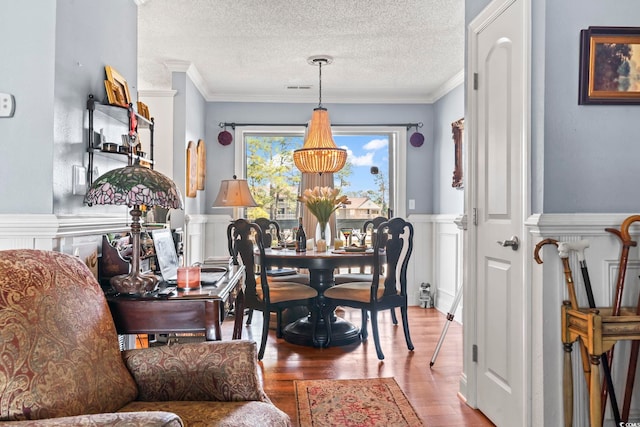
[579,26,640,104]
[137,101,150,120]
[197,139,206,190]
[105,65,131,107]
[186,141,197,198]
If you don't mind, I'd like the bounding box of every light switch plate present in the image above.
[0,93,15,118]
[72,165,87,195]
[409,199,415,210]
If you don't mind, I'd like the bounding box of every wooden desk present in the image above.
[561,302,640,427]
[107,265,245,341]
[260,248,384,347]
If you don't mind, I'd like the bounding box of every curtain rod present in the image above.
[218,122,423,130]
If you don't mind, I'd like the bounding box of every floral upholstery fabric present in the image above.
[122,341,267,402]
[121,401,291,427]
[0,250,291,426]
[0,411,182,426]
[0,250,138,421]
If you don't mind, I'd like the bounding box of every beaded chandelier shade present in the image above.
[85,164,183,295]
[293,108,347,174]
[293,56,346,175]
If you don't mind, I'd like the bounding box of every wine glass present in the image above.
[352,229,365,247]
[340,228,352,247]
[279,229,291,248]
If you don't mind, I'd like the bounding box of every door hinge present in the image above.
[473,73,479,90]
[472,208,478,226]
[472,344,478,362]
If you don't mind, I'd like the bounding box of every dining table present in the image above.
[259,246,385,347]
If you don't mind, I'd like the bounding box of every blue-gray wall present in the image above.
[1,1,56,214]
[1,0,137,215]
[204,102,434,215]
[172,72,207,214]
[432,84,465,214]
[467,0,640,213]
[542,0,640,213]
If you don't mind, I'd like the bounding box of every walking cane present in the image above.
[559,240,621,425]
[622,298,640,422]
[429,285,462,367]
[603,214,640,421]
[534,238,591,427]
[534,239,591,385]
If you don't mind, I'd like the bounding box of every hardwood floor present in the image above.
[220,306,494,427]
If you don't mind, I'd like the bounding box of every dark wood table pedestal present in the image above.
[261,249,383,347]
[282,267,360,347]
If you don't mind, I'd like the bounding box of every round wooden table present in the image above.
[259,247,384,347]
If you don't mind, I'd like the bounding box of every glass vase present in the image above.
[315,221,331,251]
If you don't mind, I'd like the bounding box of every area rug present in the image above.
[295,377,424,427]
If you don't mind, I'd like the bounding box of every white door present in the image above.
[468,0,529,425]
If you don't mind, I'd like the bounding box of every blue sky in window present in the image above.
[334,134,389,194]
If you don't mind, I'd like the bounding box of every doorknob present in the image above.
[497,236,519,251]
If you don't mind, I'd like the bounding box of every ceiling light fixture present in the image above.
[293,56,347,175]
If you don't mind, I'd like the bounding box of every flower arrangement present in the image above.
[298,186,349,230]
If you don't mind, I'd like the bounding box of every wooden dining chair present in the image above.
[323,217,415,360]
[228,219,318,360]
[252,218,310,290]
[334,216,398,325]
[254,217,279,248]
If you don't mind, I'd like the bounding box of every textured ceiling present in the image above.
[137,0,464,103]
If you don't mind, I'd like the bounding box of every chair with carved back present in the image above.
[228,219,318,360]
[334,216,398,324]
[254,217,279,249]
[245,219,309,327]
[323,217,415,360]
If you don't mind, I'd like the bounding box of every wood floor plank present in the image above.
[221,306,495,427]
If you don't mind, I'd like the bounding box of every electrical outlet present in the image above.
[409,199,415,210]
[0,93,15,118]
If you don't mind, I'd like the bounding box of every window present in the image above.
[234,126,407,232]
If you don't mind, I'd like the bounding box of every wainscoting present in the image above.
[184,213,464,311]
[528,213,640,427]
[5,211,640,425]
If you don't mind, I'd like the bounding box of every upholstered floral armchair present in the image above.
[0,249,290,426]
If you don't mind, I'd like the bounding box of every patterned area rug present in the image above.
[295,377,424,427]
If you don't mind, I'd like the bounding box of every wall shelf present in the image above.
[87,94,155,183]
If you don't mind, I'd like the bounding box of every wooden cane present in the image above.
[612,216,640,421]
[534,239,591,388]
[604,214,640,422]
[559,240,621,425]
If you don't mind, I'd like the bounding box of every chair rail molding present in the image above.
[526,212,640,427]
[0,214,129,251]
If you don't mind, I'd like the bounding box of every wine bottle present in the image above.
[295,217,306,252]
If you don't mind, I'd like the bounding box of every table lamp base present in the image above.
[110,271,158,295]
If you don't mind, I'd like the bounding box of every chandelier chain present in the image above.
[318,60,323,108]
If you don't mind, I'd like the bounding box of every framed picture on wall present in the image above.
[186,141,197,198]
[196,139,206,190]
[105,66,131,107]
[451,118,464,189]
[579,26,640,105]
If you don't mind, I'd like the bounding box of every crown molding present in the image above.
[148,62,464,104]
[164,60,210,100]
[429,69,465,103]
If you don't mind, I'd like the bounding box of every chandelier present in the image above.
[293,56,347,175]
